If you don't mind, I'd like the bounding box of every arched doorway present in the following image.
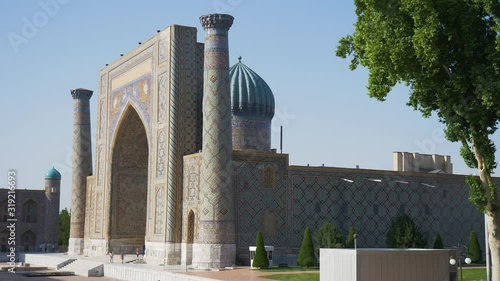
[0,230,9,252]
[22,199,38,223]
[187,210,195,244]
[110,107,148,252]
[0,200,8,222]
[21,230,36,252]
[186,210,195,264]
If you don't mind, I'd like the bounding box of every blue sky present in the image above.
[1,0,493,211]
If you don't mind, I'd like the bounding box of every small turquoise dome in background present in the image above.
[45,167,61,180]
[230,58,275,119]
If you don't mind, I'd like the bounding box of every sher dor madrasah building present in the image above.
[68,14,486,267]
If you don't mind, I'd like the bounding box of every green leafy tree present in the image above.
[252,231,269,268]
[386,214,427,248]
[432,233,444,249]
[298,227,317,268]
[336,1,500,278]
[313,223,344,249]
[468,231,483,263]
[344,226,356,248]
[58,208,70,247]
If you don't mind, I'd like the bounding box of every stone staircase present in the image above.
[24,254,220,281]
[56,258,76,269]
[58,259,103,277]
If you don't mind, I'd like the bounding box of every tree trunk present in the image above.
[474,144,499,281]
[486,211,500,281]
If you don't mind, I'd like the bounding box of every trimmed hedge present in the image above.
[298,227,317,268]
[467,231,482,263]
[345,226,356,248]
[386,213,427,248]
[252,231,269,268]
[432,233,444,249]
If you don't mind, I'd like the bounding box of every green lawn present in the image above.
[255,266,319,272]
[262,273,319,281]
[463,268,487,281]
[259,267,486,281]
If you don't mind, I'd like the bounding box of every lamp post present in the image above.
[353,234,359,250]
[449,244,471,281]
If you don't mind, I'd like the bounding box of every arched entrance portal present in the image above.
[110,107,148,253]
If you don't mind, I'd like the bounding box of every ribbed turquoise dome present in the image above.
[45,167,61,180]
[230,60,275,119]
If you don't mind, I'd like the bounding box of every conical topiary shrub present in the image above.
[467,231,482,263]
[298,227,317,268]
[313,222,344,249]
[344,226,356,248]
[432,233,444,249]
[252,231,269,268]
[386,213,427,248]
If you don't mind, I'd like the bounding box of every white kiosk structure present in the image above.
[320,248,451,281]
[249,246,274,268]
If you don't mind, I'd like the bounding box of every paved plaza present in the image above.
[0,272,121,281]
[0,267,318,281]
[0,255,319,281]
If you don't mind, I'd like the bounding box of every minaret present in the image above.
[44,167,61,252]
[194,14,236,267]
[68,88,93,255]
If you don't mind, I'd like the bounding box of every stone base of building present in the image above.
[191,243,236,268]
[180,243,193,265]
[144,242,182,265]
[107,237,144,256]
[83,239,109,257]
[68,238,84,255]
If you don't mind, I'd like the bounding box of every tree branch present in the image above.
[471,135,494,212]
[442,64,453,79]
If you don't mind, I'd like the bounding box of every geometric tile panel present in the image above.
[158,72,168,123]
[159,38,169,64]
[85,182,93,239]
[99,73,108,140]
[114,173,148,236]
[181,27,200,155]
[234,155,485,260]
[235,159,287,251]
[232,116,272,151]
[98,99,106,139]
[97,145,104,186]
[155,187,165,234]
[156,131,166,178]
[95,192,102,234]
[289,171,483,249]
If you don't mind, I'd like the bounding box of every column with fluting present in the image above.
[193,14,236,268]
[68,88,93,255]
